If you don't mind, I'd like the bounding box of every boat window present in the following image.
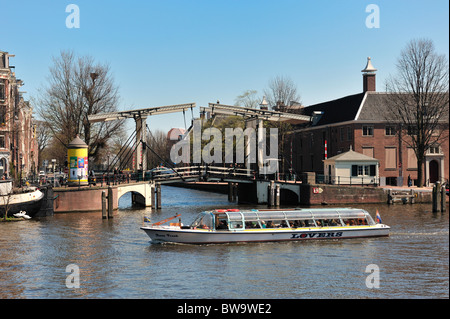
[342,218,367,226]
[229,221,243,229]
[191,212,214,230]
[243,212,259,221]
[338,210,366,219]
[366,214,376,225]
[265,220,289,228]
[216,218,228,230]
[317,219,342,227]
[288,220,312,228]
[245,221,261,229]
[226,212,244,230]
[227,212,243,221]
[215,214,228,230]
[311,212,340,220]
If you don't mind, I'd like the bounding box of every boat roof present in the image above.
[207,208,370,220]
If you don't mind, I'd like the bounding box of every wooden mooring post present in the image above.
[432,182,446,213]
[151,184,155,209]
[267,181,280,207]
[268,181,275,207]
[156,183,161,209]
[228,182,238,202]
[107,186,114,218]
[102,190,107,219]
[275,184,281,206]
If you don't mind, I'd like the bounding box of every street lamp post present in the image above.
[19,154,23,187]
[52,159,56,187]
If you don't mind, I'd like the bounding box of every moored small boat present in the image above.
[0,187,45,218]
[141,208,390,244]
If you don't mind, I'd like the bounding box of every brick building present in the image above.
[0,50,39,181]
[288,57,449,186]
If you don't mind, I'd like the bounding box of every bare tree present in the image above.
[234,90,260,108]
[36,51,124,163]
[384,38,449,187]
[146,130,171,169]
[35,120,51,167]
[264,75,301,110]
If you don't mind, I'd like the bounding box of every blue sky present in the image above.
[2,0,449,133]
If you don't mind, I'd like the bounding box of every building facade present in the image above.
[288,58,449,186]
[0,50,39,181]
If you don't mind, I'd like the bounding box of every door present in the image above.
[429,160,439,184]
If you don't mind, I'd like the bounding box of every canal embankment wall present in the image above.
[168,181,437,206]
[299,184,434,205]
[53,186,118,213]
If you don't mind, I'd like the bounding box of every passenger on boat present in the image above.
[261,221,267,228]
[245,221,259,229]
[217,220,228,230]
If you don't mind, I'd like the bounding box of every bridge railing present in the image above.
[151,165,254,182]
[90,165,257,185]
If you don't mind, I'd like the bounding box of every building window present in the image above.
[408,125,418,136]
[385,125,396,136]
[340,127,345,142]
[0,106,6,124]
[428,145,441,154]
[352,164,376,176]
[0,80,5,101]
[362,125,373,136]
[407,148,417,169]
[385,147,397,169]
[347,127,352,141]
[362,147,374,158]
[0,135,5,148]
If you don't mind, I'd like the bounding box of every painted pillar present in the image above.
[67,135,89,186]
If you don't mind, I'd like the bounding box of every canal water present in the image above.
[0,186,448,299]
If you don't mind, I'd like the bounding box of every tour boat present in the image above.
[140,208,390,244]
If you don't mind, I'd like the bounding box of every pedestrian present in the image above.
[408,175,412,187]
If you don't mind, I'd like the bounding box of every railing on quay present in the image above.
[315,174,379,186]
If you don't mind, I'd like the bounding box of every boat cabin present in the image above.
[190,208,376,231]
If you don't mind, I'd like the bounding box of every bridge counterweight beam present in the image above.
[134,115,147,174]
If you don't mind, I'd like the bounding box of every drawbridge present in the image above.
[88,103,195,174]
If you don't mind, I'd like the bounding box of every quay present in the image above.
[48,168,448,214]
[166,180,446,206]
[53,180,156,213]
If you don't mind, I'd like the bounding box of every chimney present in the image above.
[361,57,377,92]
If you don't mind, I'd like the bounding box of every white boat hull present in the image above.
[0,189,45,217]
[141,225,390,244]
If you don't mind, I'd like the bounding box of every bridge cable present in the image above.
[120,138,141,172]
[106,129,137,172]
[145,124,186,182]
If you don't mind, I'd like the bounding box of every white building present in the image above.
[323,146,379,185]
